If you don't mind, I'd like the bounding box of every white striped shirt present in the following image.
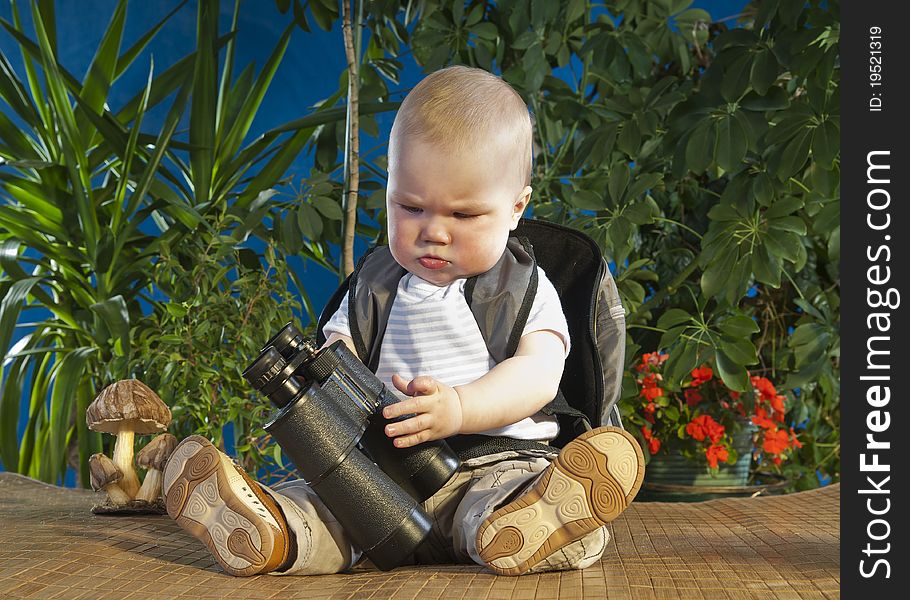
[322,267,570,442]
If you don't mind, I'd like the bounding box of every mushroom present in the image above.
[86,379,171,498]
[89,453,132,505]
[134,433,178,503]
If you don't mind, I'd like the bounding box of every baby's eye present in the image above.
[399,204,422,214]
[453,212,478,219]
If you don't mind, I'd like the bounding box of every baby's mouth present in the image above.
[418,256,449,270]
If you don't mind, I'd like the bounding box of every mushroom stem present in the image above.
[135,469,162,503]
[104,482,132,505]
[112,431,140,498]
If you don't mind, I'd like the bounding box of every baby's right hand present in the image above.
[381,374,464,448]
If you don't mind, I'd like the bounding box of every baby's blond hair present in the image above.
[388,65,533,188]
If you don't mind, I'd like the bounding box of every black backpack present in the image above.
[316,218,626,454]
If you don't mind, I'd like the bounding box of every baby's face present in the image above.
[386,138,530,286]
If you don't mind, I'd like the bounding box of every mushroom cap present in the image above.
[86,379,171,435]
[89,453,123,491]
[136,433,178,470]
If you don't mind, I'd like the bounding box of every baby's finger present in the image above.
[391,373,410,395]
[392,430,431,449]
[383,394,424,420]
[384,413,427,437]
[407,375,437,397]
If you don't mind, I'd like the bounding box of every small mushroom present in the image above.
[89,453,132,505]
[86,380,171,498]
[135,433,178,503]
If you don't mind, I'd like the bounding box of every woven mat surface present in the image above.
[0,472,839,599]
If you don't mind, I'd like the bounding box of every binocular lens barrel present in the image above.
[265,322,461,501]
[244,321,464,569]
[263,380,431,570]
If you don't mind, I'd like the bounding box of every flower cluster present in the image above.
[630,352,802,471]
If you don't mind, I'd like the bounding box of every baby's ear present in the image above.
[511,186,532,228]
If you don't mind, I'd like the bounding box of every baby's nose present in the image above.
[421,220,451,244]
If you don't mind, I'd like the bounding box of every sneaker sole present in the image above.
[163,435,288,576]
[476,426,644,576]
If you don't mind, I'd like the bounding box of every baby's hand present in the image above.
[382,374,464,448]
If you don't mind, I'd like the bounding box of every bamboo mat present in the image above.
[0,472,839,599]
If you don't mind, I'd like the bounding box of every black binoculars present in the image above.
[242,322,461,570]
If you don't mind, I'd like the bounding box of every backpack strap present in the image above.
[464,237,537,363]
[348,247,407,371]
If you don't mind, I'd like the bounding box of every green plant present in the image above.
[318,0,840,491]
[0,0,196,486]
[129,216,300,476]
[0,0,358,487]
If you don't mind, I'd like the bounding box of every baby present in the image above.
[163,65,643,577]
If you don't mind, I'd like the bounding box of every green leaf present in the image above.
[714,113,748,172]
[721,53,752,102]
[715,348,749,392]
[76,0,126,146]
[608,163,630,204]
[90,296,131,359]
[751,243,782,286]
[685,120,714,174]
[768,215,807,235]
[0,349,29,469]
[569,190,605,210]
[719,337,758,366]
[624,199,657,225]
[750,48,779,95]
[219,22,295,165]
[297,204,323,240]
[659,325,686,350]
[764,228,801,263]
[764,196,803,220]
[189,0,218,208]
[828,224,840,262]
[811,119,839,167]
[752,172,775,206]
[1,277,43,365]
[617,119,641,157]
[700,249,736,299]
[46,347,95,484]
[657,308,692,329]
[717,315,760,337]
[312,196,343,220]
[776,128,812,180]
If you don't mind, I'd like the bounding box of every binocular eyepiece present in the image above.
[242,322,462,570]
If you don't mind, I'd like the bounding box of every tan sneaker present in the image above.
[163,435,291,576]
[476,426,644,576]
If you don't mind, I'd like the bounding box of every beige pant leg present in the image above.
[261,480,361,575]
[453,454,610,572]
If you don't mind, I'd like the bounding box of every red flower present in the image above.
[705,443,729,469]
[640,352,668,369]
[648,437,660,454]
[751,407,776,430]
[640,385,664,401]
[770,394,786,414]
[690,366,713,387]
[789,428,803,449]
[762,427,791,455]
[684,388,703,408]
[641,426,661,454]
[686,415,725,443]
[751,376,777,402]
[639,372,662,387]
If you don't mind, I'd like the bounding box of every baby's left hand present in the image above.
[383,374,464,448]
